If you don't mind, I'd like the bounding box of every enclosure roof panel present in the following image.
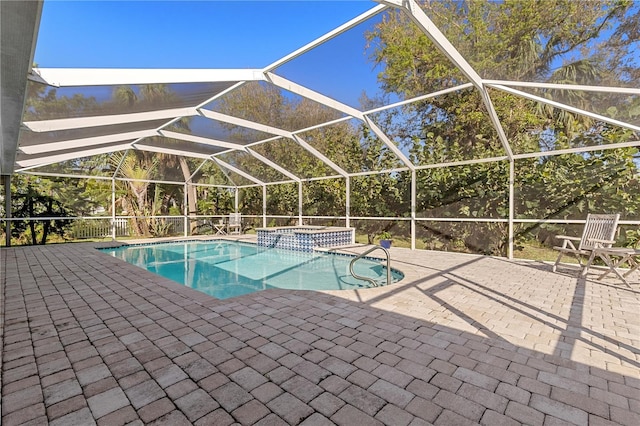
[29,68,263,87]
[2,0,638,180]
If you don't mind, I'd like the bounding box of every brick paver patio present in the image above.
[1,239,638,425]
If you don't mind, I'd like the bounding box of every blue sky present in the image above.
[35,1,375,68]
[34,1,385,107]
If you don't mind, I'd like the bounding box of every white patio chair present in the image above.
[552,213,620,272]
[228,213,242,235]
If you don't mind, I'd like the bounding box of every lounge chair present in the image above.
[552,213,620,273]
[228,213,242,235]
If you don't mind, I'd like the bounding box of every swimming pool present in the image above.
[101,240,403,299]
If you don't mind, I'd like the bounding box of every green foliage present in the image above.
[623,228,640,248]
[364,0,639,255]
[8,175,73,245]
[379,230,392,240]
[149,219,172,237]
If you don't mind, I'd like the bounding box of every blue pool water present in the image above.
[101,241,403,299]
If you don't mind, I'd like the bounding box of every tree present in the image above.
[111,84,199,232]
[110,152,159,236]
[8,175,73,245]
[366,0,640,255]
[214,83,352,222]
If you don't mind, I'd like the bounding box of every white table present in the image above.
[583,247,640,286]
[213,221,227,235]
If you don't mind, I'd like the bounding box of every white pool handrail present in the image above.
[349,245,391,287]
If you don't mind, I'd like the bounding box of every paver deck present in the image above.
[1,238,639,425]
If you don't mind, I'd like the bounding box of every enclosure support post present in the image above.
[3,175,11,247]
[194,181,198,235]
[298,181,303,226]
[345,176,350,228]
[411,170,416,250]
[111,178,116,240]
[183,184,188,237]
[234,188,239,213]
[262,185,267,228]
[508,159,515,259]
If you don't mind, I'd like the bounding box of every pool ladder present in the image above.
[349,245,391,287]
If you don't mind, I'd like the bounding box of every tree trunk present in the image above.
[27,195,37,245]
[179,157,198,234]
[40,199,52,244]
[130,184,150,236]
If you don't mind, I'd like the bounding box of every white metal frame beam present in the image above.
[216,164,237,187]
[483,80,640,95]
[265,72,363,119]
[292,135,349,177]
[377,0,483,89]
[244,135,283,150]
[19,170,113,181]
[264,4,387,72]
[132,144,213,160]
[246,148,301,182]
[24,107,198,132]
[158,130,247,151]
[415,156,509,170]
[479,89,514,159]
[212,158,265,186]
[362,115,415,171]
[29,68,265,87]
[289,116,355,136]
[111,148,129,179]
[490,84,640,133]
[187,159,209,183]
[380,0,514,160]
[513,140,640,160]
[262,72,420,179]
[375,1,515,162]
[364,83,475,115]
[156,81,251,133]
[113,176,190,186]
[19,129,155,154]
[16,143,131,168]
[191,182,238,189]
[349,167,411,177]
[305,174,344,182]
[198,108,291,138]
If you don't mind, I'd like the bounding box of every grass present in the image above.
[513,241,564,262]
[355,233,576,263]
[355,234,426,250]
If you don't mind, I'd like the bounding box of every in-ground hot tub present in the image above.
[257,226,355,252]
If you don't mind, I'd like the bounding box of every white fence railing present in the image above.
[72,216,186,239]
[72,218,129,239]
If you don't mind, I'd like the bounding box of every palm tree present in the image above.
[111,152,158,236]
[112,84,200,232]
